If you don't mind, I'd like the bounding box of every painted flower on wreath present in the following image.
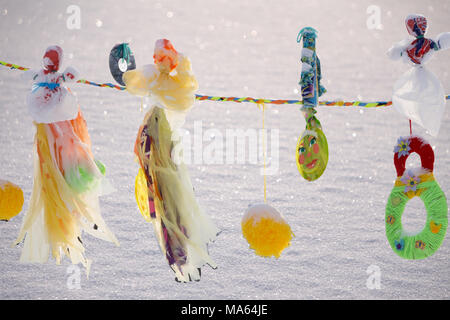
[400,170,421,193]
[394,137,411,158]
[386,215,396,225]
[415,240,426,250]
[395,239,405,251]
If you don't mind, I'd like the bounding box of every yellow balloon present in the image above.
[0,180,24,221]
[135,168,151,222]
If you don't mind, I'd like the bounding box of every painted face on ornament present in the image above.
[295,128,328,181]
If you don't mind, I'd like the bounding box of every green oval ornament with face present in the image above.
[295,127,328,181]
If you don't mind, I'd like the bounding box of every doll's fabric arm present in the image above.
[21,69,40,81]
[123,64,158,97]
[387,39,410,60]
[174,55,199,91]
[175,55,194,77]
[436,32,450,51]
[61,66,79,83]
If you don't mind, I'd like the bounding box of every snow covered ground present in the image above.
[0,0,449,300]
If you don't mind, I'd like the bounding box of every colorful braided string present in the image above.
[1,60,448,108]
[194,94,393,107]
[76,79,126,91]
[0,60,29,71]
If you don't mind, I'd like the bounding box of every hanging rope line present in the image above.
[195,95,394,107]
[2,60,449,107]
[0,61,28,71]
[76,79,126,91]
[1,60,126,91]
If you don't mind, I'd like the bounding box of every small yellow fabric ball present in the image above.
[0,180,24,221]
[242,204,293,258]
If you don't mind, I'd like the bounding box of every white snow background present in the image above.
[0,0,449,299]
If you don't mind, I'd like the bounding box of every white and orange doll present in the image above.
[124,39,219,282]
[15,46,119,273]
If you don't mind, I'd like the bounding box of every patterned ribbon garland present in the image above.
[1,60,449,107]
[0,61,29,71]
[76,79,126,91]
[195,94,394,107]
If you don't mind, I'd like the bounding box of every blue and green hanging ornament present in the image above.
[109,43,136,86]
[295,27,328,182]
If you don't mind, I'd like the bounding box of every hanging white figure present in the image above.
[387,14,450,136]
[22,45,80,124]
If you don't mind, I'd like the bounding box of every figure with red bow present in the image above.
[388,14,450,136]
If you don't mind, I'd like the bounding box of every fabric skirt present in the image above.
[392,66,445,137]
[134,107,218,282]
[15,110,119,274]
